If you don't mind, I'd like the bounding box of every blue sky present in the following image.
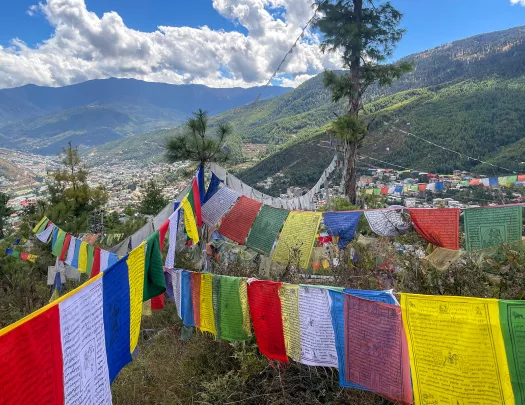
[1,0,525,89]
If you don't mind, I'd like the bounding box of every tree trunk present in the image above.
[344,0,363,205]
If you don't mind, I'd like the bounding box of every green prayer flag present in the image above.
[11,250,20,259]
[508,175,518,184]
[51,229,67,257]
[144,231,167,301]
[499,300,525,404]
[373,188,381,196]
[34,217,49,234]
[464,206,523,251]
[245,205,289,255]
[85,243,95,274]
[212,275,221,340]
[217,275,250,341]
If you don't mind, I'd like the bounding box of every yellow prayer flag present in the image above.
[78,241,88,272]
[239,279,252,336]
[182,197,199,244]
[278,284,301,361]
[26,254,37,263]
[199,273,216,335]
[127,242,146,353]
[32,216,48,233]
[272,211,322,268]
[401,294,514,405]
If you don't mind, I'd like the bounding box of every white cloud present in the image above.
[511,0,525,5]
[0,0,342,89]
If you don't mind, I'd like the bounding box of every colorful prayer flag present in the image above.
[364,209,409,237]
[181,197,200,244]
[144,231,167,301]
[218,196,262,244]
[245,205,289,255]
[409,208,460,250]
[323,211,361,249]
[187,177,203,227]
[127,242,146,353]
[200,273,216,335]
[217,275,250,341]
[201,186,240,227]
[278,284,301,361]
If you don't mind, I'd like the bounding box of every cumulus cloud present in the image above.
[0,0,342,89]
[511,0,525,5]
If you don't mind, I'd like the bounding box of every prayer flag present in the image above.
[20,252,29,261]
[381,187,389,195]
[204,172,222,203]
[32,216,49,234]
[345,295,412,404]
[489,177,499,186]
[464,206,523,251]
[51,227,59,249]
[158,219,170,251]
[409,208,460,250]
[65,236,76,265]
[86,243,95,275]
[217,275,250,341]
[273,211,322,268]
[435,182,444,191]
[151,294,165,311]
[323,211,361,249]
[144,231,167,301]
[245,205,289,255]
[201,186,240,227]
[278,284,301,361]
[200,273,216,335]
[127,242,146,353]
[102,256,132,384]
[191,272,201,328]
[218,196,262,244]
[424,247,464,271]
[171,269,182,319]
[364,209,409,237]
[181,197,199,244]
[165,208,180,269]
[71,238,81,268]
[11,250,20,259]
[78,241,88,272]
[0,305,64,405]
[373,188,381,196]
[401,294,514,405]
[187,177,202,227]
[100,249,110,272]
[395,185,403,193]
[181,271,195,326]
[36,223,55,243]
[51,229,66,257]
[90,246,102,278]
[247,280,288,363]
[418,183,427,191]
[59,233,72,262]
[49,271,62,303]
[197,164,205,205]
[519,175,525,182]
[27,254,37,263]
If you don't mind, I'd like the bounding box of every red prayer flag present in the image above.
[469,179,481,186]
[380,187,388,195]
[90,247,101,278]
[59,233,72,262]
[158,219,170,251]
[192,178,202,227]
[247,280,288,363]
[519,174,525,182]
[151,294,165,310]
[191,272,201,328]
[418,183,427,191]
[20,252,29,261]
[344,295,412,404]
[218,196,262,244]
[0,305,64,404]
[409,208,460,250]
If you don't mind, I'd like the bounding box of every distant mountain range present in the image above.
[0,78,291,154]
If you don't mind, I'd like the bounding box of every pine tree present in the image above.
[315,0,412,203]
[138,180,169,216]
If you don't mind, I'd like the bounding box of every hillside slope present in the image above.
[0,78,291,154]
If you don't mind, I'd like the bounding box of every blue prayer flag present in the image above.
[51,227,59,248]
[164,271,175,302]
[103,255,132,383]
[198,164,205,205]
[489,177,498,186]
[328,289,398,389]
[108,253,119,267]
[181,270,195,327]
[394,186,403,193]
[323,211,362,249]
[13,238,21,246]
[71,239,81,268]
[5,248,13,256]
[204,173,223,204]
[435,182,444,191]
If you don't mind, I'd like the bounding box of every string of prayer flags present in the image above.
[323,211,362,249]
[424,247,464,271]
[191,272,201,328]
[59,233,71,262]
[0,303,64,404]
[199,273,216,335]
[273,211,322,268]
[5,248,38,262]
[144,231,167,301]
[165,208,181,269]
[247,280,288,363]
[364,210,410,237]
[51,228,66,257]
[127,242,146,353]
[218,196,262,244]
[181,271,195,327]
[187,177,203,227]
[409,208,460,250]
[464,206,523,251]
[102,255,133,383]
[278,284,301,361]
[245,205,289,255]
[181,196,200,244]
[217,276,251,341]
[298,286,339,367]
[201,186,240,227]
[499,300,525,405]
[401,294,514,405]
[345,294,412,404]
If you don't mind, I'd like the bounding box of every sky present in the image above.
[1,0,525,90]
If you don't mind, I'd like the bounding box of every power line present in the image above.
[385,124,517,174]
[254,1,323,103]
